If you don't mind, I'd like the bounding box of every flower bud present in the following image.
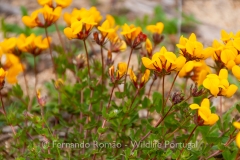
[153,33,164,45]
[171,92,184,105]
[191,84,205,97]
[54,78,64,90]
[37,89,47,107]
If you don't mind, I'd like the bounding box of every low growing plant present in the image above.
[0,0,239,159]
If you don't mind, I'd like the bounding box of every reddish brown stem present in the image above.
[54,22,66,53]
[83,39,91,79]
[44,27,57,79]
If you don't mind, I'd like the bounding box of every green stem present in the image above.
[0,91,16,135]
[128,88,140,111]
[177,125,198,160]
[101,82,117,129]
[131,103,175,153]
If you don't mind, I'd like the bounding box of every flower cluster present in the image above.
[0,39,23,84]
[22,5,61,28]
[203,69,238,97]
[210,30,240,81]
[17,34,51,56]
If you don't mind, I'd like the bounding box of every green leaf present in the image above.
[115,91,125,98]
[152,92,162,113]
[236,103,240,113]
[222,149,237,160]
[142,97,151,108]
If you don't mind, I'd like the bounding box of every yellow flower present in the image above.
[121,23,137,39]
[109,62,127,81]
[0,68,6,84]
[233,122,240,148]
[108,32,127,52]
[116,62,127,80]
[0,38,17,53]
[38,0,72,8]
[232,65,240,81]
[211,39,224,61]
[211,31,240,70]
[179,60,211,86]
[54,78,64,89]
[220,45,238,70]
[1,53,23,84]
[128,69,150,88]
[22,5,61,28]
[106,14,116,28]
[146,22,164,34]
[37,89,47,107]
[221,30,233,43]
[176,33,214,60]
[190,98,219,126]
[203,69,238,97]
[64,16,97,40]
[142,46,186,73]
[63,7,102,26]
[17,34,51,56]
[129,69,137,85]
[140,69,151,85]
[121,24,146,48]
[97,20,115,37]
[145,38,152,56]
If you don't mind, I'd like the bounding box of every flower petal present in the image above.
[189,104,200,110]
[201,98,210,108]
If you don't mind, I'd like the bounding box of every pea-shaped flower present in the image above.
[142,46,186,73]
[109,62,127,82]
[203,69,238,97]
[38,0,72,8]
[129,69,150,89]
[190,98,219,126]
[233,122,240,148]
[22,5,61,28]
[17,34,51,56]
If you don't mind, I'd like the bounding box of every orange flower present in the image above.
[22,5,61,28]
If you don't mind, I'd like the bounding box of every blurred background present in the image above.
[1,0,240,44]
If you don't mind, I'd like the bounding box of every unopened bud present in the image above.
[171,92,184,105]
[93,32,100,44]
[106,50,113,66]
[153,33,164,45]
[76,54,85,69]
[54,78,64,90]
[191,84,205,97]
[37,89,47,107]
[133,32,147,48]
[109,65,115,82]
